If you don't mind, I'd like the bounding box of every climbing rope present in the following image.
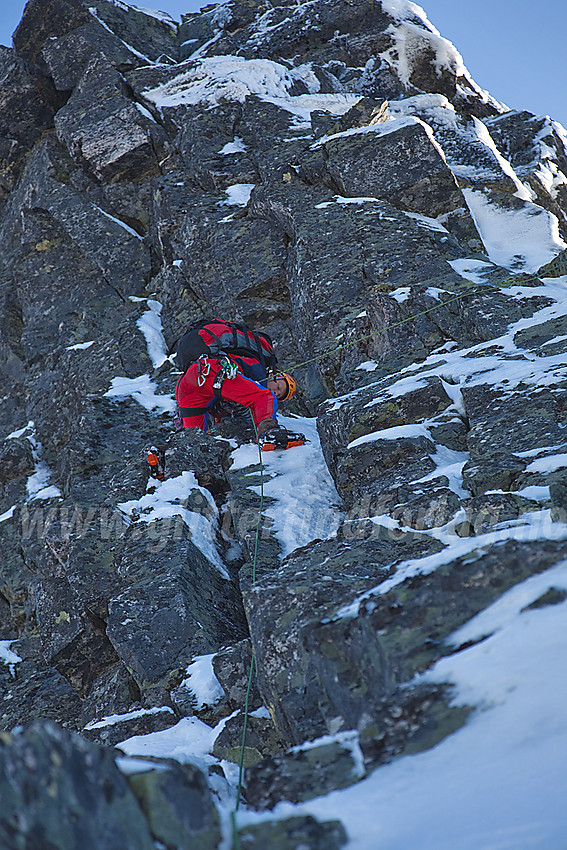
[286,271,542,374]
[230,414,265,848]
[228,267,544,846]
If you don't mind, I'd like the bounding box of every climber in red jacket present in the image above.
[173,318,305,450]
[174,320,304,450]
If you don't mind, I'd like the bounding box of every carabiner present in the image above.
[197,355,211,387]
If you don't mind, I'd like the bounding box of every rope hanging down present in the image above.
[230,414,265,849]
[228,267,542,846]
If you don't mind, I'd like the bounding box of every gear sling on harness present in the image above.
[175,355,238,418]
[173,319,278,419]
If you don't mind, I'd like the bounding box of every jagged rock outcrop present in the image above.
[1,0,567,846]
[0,720,223,849]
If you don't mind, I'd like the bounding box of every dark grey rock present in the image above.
[0,720,154,849]
[55,56,166,184]
[323,120,463,216]
[42,21,143,91]
[246,737,364,808]
[0,508,36,633]
[212,639,263,711]
[238,815,347,850]
[245,535,567,744]
[0,664,83,732]
[143,99,258,191]
[335,434,436,509]
[213,711,287,765]
[0,278,26,428]
[0,438,34,484]
[89,0,179,64]
[357,681,471,767]
[522,587,567,610]
[0,136,149,363]
[1,0,567,834]
[461,384,567,496]
[319,376,454,469]
[462,452,527,497]
[0,595,13,635]
[550,478,567,523]
[514,313,567,352]
[128,761,221,850]
[360,537,567,679]
[252,187,468,399]
[31,575,119,695]
[538,248,567,278]
[81,662,142,726]
[244,529,442,743]
[226,461,282,574]
[464,492,540,535]
[0,46,62,191]
[245,684,469,809]
[107,521,248,698]
[317,375,465,529]
[13,0,177,87]
[485,111,567,240]
[179,14,217,62]
[171,193,290,326]
[311,96,388,139]
[429,417,468,452]
[83,705,177,747]
[12,0,91,70]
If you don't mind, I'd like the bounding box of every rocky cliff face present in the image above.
[2,0,567,847]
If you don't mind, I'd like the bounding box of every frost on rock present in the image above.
[141,55,322,109]
[2,0,567,847]
[118,469,229,578]
[104,375,176,414]
[134,298,169,369]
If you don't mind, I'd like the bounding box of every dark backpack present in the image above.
[173,318,277,373]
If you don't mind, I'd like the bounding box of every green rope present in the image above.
[235,653,256,810]
[286,272,541,373]
[227,268,542,846]
[250,416,265,588]
[231,414,265,847]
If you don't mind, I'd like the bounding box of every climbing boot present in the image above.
[258,429,306,451]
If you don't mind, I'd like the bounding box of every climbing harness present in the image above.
[177,354,240,419]
[211,354,239,402]
[197,354,212,387]
[227,269,547,846]
[217,353,239,383]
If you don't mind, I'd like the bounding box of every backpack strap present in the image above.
[249,327,268,368]
[200,325,224,355]
[230,321,274,370]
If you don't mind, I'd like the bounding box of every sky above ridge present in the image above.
[0,0,566,130]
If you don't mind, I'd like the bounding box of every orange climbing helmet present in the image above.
[273,371,296,401]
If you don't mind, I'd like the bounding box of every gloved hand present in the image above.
[257,418,279,436]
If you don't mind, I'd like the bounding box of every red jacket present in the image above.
[175,356,278,432]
